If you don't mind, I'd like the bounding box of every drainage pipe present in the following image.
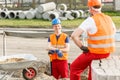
[63,11,74,20]
[26,9,36,19]
[35,11,42,19]
[78,10,84,18]
[42,11,53,20]
[84,10,90,18]
[71,10,80,18]
[37,2,56,13]
[49,11,59,20]
[57,3,67,12]
[8,10,17,19]
[18,11,28,19]
[0,11,8,19]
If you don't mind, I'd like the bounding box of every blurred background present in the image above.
[0,0,118,11]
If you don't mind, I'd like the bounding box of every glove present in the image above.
[80,46,89,53]
[48,50,55,54]
[55,49,63,57]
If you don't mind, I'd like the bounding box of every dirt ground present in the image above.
[0,35,120,62]
[0,34,120,80]
[0,35,82,63]
[0,34,82,80]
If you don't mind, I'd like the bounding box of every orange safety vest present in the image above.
[49,33,68,61]
[88,13,115,54]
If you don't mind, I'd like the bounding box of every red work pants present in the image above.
[70,52,110,80]
[52,60,68,79]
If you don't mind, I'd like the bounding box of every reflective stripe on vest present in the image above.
[88,43,115,48]
[88,35,114,40]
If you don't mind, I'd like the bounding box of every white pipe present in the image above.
[78,10,84,18]
[53,9,63,17]
[49,12,59,20]
[26,9,36,19]
[35,8,42,19]
[0,8,8,19]
[37,2,56,13]
[42,11,53,20]
[59,17,68,21]
[16,10,22,18]
[0,11,8,19]
[63,11,74,20]
[8,10,17,19]
[34,8,42,19]
[62,11,71,17]
[57,3,67,12]
[42,12,49,20]
[66,14,74,20]
[71,10,80,18]
[18,11,28,19]
[35,11,42,19]
[26,11,35,19]
[84,10,90,18]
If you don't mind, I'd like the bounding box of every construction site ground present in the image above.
[0,30,120,80]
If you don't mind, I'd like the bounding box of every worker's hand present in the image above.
[48,50,55,54]
[55,49,63,57]
[80,46,89,53]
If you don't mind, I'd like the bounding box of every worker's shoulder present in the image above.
[84,17,94,22]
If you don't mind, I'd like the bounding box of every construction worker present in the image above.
[70,0,116,80]
[47,18,70,80]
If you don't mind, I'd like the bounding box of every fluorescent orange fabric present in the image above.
[49,33,68,61]
[88,0,102,7]
[87,13,115,54]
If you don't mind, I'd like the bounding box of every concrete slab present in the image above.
[92,56,120,80]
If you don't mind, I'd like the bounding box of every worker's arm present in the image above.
[71,28,89,53]
[71,28,84,48]
[47,41,70,53]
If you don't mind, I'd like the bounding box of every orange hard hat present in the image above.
[87,0,102,7]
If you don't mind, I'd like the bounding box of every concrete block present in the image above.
[92,56,120,80]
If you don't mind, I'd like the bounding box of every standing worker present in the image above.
[47,18,70,80]
[70,0,116,80]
